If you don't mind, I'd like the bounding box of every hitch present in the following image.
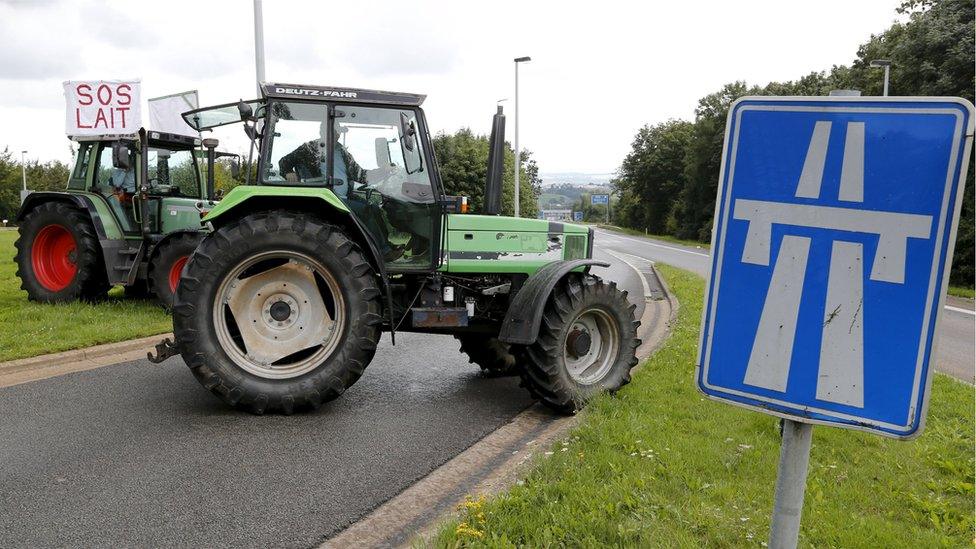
[147,337,179,364]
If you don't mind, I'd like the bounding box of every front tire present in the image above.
[149,233,202,310]
[173,211,383,414]
[518,274,639,413]
[14,202,108,303]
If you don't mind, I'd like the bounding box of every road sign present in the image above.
[697,97,973,439]
[591,194,609,205]
[573,211,583,222]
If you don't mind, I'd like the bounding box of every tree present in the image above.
[617,120,692,234]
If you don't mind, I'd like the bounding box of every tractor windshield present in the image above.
[182,99,263,131]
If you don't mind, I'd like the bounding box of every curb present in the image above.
[324,267,678,548]
[0,333,172,389]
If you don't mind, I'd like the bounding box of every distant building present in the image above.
[540,209,573,221]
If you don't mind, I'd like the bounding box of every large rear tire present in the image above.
[173,211,383,414]
[148,233,202,310]
[455,334,519,376]
[14,201,109,303]
[518,274,639,413]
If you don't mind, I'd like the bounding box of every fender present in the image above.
[147,229,204,261]
[498,259,610,345]
[201,185,398,342]
[16,191,119,240]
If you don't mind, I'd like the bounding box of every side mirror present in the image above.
[230,159,241,178]
[399,112,416,152]
[111,141,131,170]
[237,100,254,121]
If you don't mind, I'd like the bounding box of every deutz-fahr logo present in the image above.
[274,87,358,98]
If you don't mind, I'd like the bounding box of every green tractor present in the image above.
[15,130,231,309]
[159,83,640,414]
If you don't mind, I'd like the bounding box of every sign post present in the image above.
[696,96,973,547]
[591,194,610,224]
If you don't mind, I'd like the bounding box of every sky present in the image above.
[0,0,906,176]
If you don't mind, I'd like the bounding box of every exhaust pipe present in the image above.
[483,106,506,215]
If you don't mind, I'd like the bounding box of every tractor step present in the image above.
[411,307,469,328]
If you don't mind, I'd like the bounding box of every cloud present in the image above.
[0,3,84,79]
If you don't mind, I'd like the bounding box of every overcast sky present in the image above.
[0,0,905,175]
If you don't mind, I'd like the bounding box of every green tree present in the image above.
[617,120,693,234]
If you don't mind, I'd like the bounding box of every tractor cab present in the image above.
[184,84,443,270]
[70,131,222,235]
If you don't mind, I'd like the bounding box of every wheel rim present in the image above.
[563,308,619,385]
[168,256,189,293]
[31,224,77,291]
[212,251,345,380]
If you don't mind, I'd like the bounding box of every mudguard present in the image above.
[16,191,118,240]
[498,259,610,345]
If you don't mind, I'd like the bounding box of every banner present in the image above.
[64,79,141,136]
[148,90,199,137]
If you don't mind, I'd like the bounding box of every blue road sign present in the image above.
[591,194,609,205]
[696,97,973,438]
[573,211,584,222]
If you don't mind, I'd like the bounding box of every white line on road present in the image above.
[594,229,710,258]
[604,249,653,300]
[944,305,976,317]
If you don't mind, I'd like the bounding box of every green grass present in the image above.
[0,231,171,362]
[947,286,974,299]
[597,224,711,250]
[432,265,975,548]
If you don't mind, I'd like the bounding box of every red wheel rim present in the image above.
[31,224,77,291]
[168,256,189,293]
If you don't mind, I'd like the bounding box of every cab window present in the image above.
[148,148,201,198]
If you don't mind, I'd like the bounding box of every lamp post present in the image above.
[513,56,531,217]
[869,59,891,97]
[20,150,27,191]
[253,0,266,96]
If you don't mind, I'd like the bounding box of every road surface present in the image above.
[593,227,975,383]
[0,247,644,547]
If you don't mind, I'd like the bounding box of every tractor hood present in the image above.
[448,214,588,234]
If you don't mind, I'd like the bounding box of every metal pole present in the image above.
[20,150,27,191]
[882,66,889,97]
[513,62,520,218]
[253,0,266,96]
[768,419,814,549]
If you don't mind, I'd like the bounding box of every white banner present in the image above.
[148,90,199,137]
[64,79,141,136]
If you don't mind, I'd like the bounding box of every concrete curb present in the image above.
[0,333,172,389]
[324,267,678,548]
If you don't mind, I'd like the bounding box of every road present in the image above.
[0,246,644,547]
[593,227,976,383]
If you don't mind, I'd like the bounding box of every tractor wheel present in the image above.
[14,201,109,303]
[148,233,201,310]
[455,334,519,376]
[518,274,639,413]
[173,211,383,414]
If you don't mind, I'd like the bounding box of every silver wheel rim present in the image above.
[212,251,345,379]
[563,308,619,385]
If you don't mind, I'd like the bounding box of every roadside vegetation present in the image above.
[432,265,975,548]
[947,286,974,300]
[0,230,170,362]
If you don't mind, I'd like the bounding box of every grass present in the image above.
[947,286,974,299]
[431,265,975,548]
[0,231,171,362]
[597,224,711,250]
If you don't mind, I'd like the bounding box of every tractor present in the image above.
[159,83,640,414]
[15,130,233,309]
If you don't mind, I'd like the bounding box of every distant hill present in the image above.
[539,172,614,188]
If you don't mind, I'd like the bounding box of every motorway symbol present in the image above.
[696,97,973,438]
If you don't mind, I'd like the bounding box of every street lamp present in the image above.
[253,0,266,96]
[869,59,891,97]
[513,56,531,217]
[20,150,27,191]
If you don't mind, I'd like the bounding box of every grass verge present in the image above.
[596,224,711,250]
[947,286,974,299]
[431,265,974,548]
[0,231,171,362]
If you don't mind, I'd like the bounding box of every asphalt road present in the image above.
[593,227,976,383]
[0,246,645,548]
